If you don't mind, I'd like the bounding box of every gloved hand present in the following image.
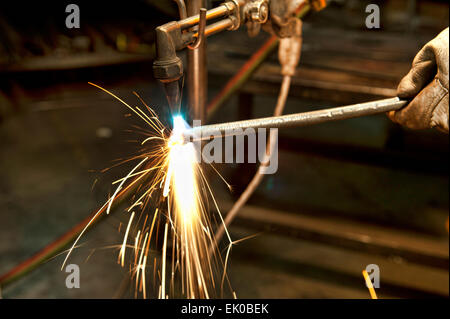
[388,28,449,133]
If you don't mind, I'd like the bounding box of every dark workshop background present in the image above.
[0,0,448,298]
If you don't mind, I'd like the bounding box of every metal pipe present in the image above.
[153,0,239,92]
[187,0,207,122]
[188,8,207,49]
[174,0,188,19]
[184,97,407,141]
[197,18,234,37]
[178,0,242,29]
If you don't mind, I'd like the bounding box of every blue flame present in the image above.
[172,114,191,132]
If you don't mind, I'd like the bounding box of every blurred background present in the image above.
[0,0,448,298]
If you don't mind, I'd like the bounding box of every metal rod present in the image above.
[178,3,231,29]
[183,97,407,141]
[187,0,207,122]
[188,8,207,49]
[194,18,234,38]
[173,0,187,19]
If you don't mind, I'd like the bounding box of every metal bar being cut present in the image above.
[183,97,407,141]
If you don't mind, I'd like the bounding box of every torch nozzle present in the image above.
[161,78,183,115]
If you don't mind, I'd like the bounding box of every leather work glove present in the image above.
[388,28,449,133]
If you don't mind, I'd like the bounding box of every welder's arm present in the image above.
[388,28,449,133]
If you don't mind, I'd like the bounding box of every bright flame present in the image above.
[63,84,235,299]
[164,116,198,220]
[163,115,214,298]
